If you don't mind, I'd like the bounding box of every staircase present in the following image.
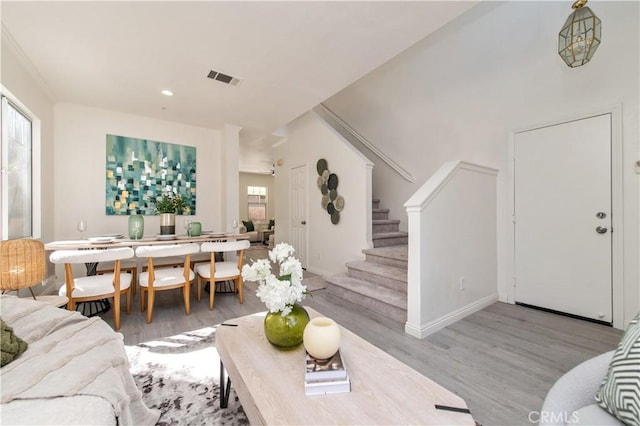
[325,200,408,323]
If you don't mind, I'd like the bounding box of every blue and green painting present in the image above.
[105,134,196,215]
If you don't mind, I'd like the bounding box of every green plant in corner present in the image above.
[151,193,186,214]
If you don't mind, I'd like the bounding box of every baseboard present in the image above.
[404,293,498,339]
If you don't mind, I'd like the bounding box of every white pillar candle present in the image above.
[303,317,341,359]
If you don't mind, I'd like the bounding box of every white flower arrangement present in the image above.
[241,242,306,316]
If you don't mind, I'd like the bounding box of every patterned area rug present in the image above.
[125,327,249,426]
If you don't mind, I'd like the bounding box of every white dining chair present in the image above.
[49,247,135,330]
[135,243,200,324]
[196,240,250,310]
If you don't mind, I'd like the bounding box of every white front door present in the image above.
[514,113,612,323]
[290,165,308,268]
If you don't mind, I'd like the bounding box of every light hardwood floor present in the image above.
[102,252,622,425]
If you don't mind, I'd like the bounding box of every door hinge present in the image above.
[511,215,516,224]
[512,277,517,287]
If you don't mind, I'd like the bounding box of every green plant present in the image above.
[151,193,186,214]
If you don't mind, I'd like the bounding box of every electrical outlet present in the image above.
[459,276,465,291]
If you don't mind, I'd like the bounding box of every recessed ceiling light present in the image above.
[161,90,174,96]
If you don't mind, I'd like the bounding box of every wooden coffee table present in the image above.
[215,307,474,425]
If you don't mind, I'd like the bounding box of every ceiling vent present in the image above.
[207,70,241,86]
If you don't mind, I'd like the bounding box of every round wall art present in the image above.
[316,158,344,225]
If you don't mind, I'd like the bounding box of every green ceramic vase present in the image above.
[128,214,144,240]
[263,304,310,350]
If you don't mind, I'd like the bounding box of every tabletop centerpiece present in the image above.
[241,243,309,349]
[151,193,186,235]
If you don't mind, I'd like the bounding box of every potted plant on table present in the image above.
[241,243,309,349]
[151,193,186,235]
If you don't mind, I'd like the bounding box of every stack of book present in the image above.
[304,350,351,396]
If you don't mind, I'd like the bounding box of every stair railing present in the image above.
[313,103,415,183]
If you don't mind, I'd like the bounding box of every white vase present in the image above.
[303,317,341,359]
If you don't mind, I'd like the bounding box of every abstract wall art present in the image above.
[105,134,197,215]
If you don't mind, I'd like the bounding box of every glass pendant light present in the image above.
[558,0,602,68]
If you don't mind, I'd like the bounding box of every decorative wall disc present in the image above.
[327,173,338,190]
[321,170,329,182]
[331,211,340,224]
[320,183,328,195]
[329,189,338,201]
[317,176,324,188]
[321,195,330,209]
[327,203,335,215]
[316,159,328,176]
[334,195,345,212]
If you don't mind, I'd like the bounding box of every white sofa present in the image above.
[540,351,621,425]
[239,219,272,243]
[0,296,159,425]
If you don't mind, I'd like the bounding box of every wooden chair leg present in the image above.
[125,288,131,314]
[114,293,121,330]
[209,280,216,310]
[140,287,146,311]
[237,277,244,304]
[131,270,137,296]
[197,276,202,301]
[183,281,191,315]
[146,289,155,324]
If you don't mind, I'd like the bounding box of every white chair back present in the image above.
[50,247,134,264]
[201,240,250,253]
[135,243,200,259]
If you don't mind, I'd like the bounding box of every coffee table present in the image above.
[215,307,474,425]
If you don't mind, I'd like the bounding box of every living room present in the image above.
[1,1,639,425]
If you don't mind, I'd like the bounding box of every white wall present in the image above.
[53,103,222,241]
[273,111,372,276]
[405,162,498,338]
[324,1,640,324]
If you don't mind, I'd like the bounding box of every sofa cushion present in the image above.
[1,319,28,367]
[254,220,270,232]
[595,313,640,426]
[242,220,254,232]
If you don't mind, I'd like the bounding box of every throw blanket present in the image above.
[0,296,159,425]
[1,319,28,367]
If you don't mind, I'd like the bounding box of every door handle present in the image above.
[595,226,608,234]
[301,221,306,225]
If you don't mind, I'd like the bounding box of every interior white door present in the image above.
[514,114,612,323]
[290,165,307,268]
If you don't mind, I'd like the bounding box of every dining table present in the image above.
[44,233,249,251]
[44,232,250,317]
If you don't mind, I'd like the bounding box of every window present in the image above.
[247,185,267,221]
[1,95,34,239]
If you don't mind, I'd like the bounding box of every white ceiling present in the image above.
[1,1,477,169]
